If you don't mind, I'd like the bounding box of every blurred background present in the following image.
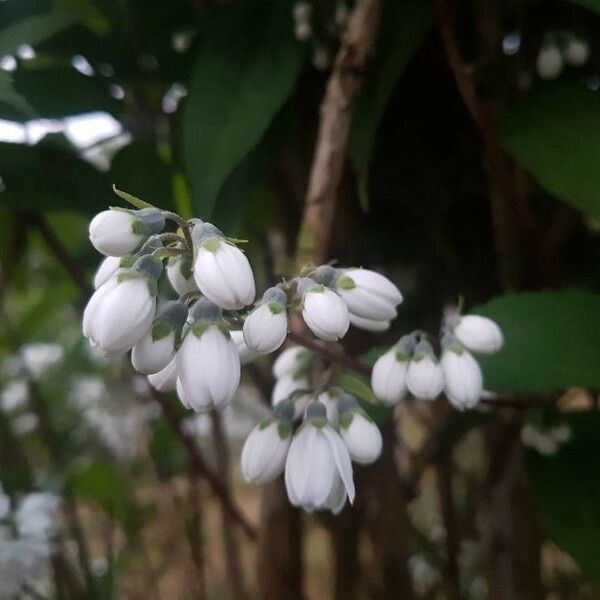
[1,0,600,598]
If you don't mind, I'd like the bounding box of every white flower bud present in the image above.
[336,268,402,322]
[83,268,157,354]
[536,45,563,80]
[272,346,310,379]
[338,395,382,464]
[349,313,391,332]
[564,38,589,67]
[93,256,121,289]
[177,323,240,411]
[371,344,411,406]
[243,290,288,354]
[271,374,311,419]
[294,22,312,41]
[317,388,342,424]
[230,330,258,364]
[302,284,349,341]
[193,232,255,310]
[241,418,292,484]
[440,344,483,410]
[406,341,444,400]
[147,356,178,391]
[132,329,175,375]
[453,315,503,354]
[166,255,198,296]
[285,402,355,514]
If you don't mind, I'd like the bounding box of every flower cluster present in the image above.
[536,32,590,80]
[372,314,504,410]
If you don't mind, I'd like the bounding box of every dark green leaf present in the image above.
[350,0,431,211]
[182,0,304,218]
[475,290,600,393]
[527,412,600,579]
[501,83,600,216]
[0,71,35,120]
[566,0,600,14]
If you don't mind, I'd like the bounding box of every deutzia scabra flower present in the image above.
[337,394,382,465]
[93,256,121,289]
[177,298,240,412]
[166,254,198,296]
[147,356,178,392]
[371,335,413,406]
[317,387,343,425]
[89,207,165,256]
[83,255,161,355]
[243,287,288,354]
[285,401,355,514]
[452,314,503,354]
[192,223,255,310]
[241,399,294,484]
[440,336,483,410]
[272,376,311,420]
[335,268,402,328]
[564,37,590,67]
[132,300,187,374]
[406,340,444,400]
[300,279,349,342]
[272,346,312,379]
[230,330,258,364]
[536,44,563,80]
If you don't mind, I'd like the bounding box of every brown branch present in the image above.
[295,0,382,267]
[150,389,257,540]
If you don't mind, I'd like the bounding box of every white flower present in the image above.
[147,355,178,392]
[166,255,198,296]
[132,330,175,374]
[271,375,311,419]
[230,330,258,364]
[371,345,410,406]
[406,341,444,400]
[16,492,60,539]
[241,411,293,484]
[193,229,255,310]
[338,398,382,465]
[349,313,391,332]
[93,256,121,289]
[272,346,310,379]
[177,324,240,411]
[285,403,355,514]
[243,302,287,355]
[89,209,161,256]
[564,38,589,67]
[83,270,156,354]
[453,315,503,354]
[441,344,483,410]
[0,485,9,520]
[302,285,349,341]
[336,268,402,322]
[536,45,563,80]
[317,388,342,424]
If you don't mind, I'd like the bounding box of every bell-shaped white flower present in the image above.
[131,301,187,374]
[441,341,483,410]
[317,387,342,424]
[166,255,198,296]
[302,283,349,342]
[89,208,164,257]
[564,37,589,67]
[147,355,178,392]
[336,268,402,322]
[349,313,391,332]
[83,257,161,354]
[243,287,288,354]
[453,315,503,354]
[271,374,311,419]
[406,340,444,400]
[192,223,255,310]
[230,330,258,364]
[536,44,563,80]
[93,256,121,289]
[338,394,382,465]
[285,402,355,514]
[241,400,294,484]
[272,346,311,379]
[371,336,413,406]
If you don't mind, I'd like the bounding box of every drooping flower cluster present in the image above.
[371,314,504,410]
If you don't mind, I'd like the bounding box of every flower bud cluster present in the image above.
[371,313,504,410]
[536,32,590,80]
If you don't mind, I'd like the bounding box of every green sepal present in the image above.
[268,302,285,315]
[308,283,326,294]
[339,412,355,430]
[258,417,274,430]
[337,274,356,290]
[395,349,410,362]
[277,419,293,439]
[192,322,209,338]
[112,184,155,209]
[311,418,328,430]
[151,320,172,341]
[202,237,222,253]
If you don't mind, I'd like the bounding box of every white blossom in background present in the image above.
[440,339,483,410]
[0,379,28,412]
[521,422,572,456]
[93,256,121,289]
[301,282,349,342]
[337,395,382,464]
[536,44,563,80]
[285,401,355,514]
[406,340,444,400]
[452,314,503,354]
[192,223,255,310]
[564,37,590,67]
[230,330,258,365]
[243,287,288,354]
[371,335,413,405]
[272,345,311,379]
[21,343,64,378]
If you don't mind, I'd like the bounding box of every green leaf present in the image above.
[182,0,304,218]
[0,71,34,120]
[527,412,600,579]
[350,0,431,211]
[0,11,79,57]
[0,139,111,214]
[475,290,600,394]
[566,0,600,14]
[501,83,600,217]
